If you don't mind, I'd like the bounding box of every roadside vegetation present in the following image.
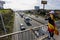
[0,9,14,40]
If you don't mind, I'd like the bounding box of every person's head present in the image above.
[45,11,55,19]
[49,10,55,14]
[49,11,55,19]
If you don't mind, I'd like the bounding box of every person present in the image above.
[45,11,56,40]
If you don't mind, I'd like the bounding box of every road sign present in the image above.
[34,6,40,10]
[41,1,47,4]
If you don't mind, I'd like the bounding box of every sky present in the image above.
[2,0,60,10]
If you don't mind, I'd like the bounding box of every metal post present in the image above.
[0,14,7,34]
[43,4,46,15]
[43,4,45,10]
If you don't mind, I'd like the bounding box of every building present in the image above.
[0,1,5,9]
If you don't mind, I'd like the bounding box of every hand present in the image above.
[45,18,48,20]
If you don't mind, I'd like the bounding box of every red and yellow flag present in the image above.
[48,14,59,35]
[48,23,55,32]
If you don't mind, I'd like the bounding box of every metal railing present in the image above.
[0,25,48,40]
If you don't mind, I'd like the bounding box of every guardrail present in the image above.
[0,25,48,40]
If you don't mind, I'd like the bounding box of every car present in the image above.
[20,24,25,30]
[24,17,32,24]
[20,14,24,18]
[20,13,24,18]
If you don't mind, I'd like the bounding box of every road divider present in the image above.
[29,16,45,24]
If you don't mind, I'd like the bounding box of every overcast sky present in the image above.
[2,0,60,10]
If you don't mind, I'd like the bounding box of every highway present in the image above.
[12,12,43,40]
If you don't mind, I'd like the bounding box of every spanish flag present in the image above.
[48,14,59,35]
[48,23,55,32]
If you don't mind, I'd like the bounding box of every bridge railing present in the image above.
[0,25,48,40]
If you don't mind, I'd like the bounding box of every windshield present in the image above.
[26,19,30,21]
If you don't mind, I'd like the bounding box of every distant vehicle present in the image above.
[20,13,24,18]
[20,24,25,30]
[24,17,32,24]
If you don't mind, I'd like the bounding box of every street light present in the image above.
[0,14,7,34]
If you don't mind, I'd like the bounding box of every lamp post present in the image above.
[0,14,7,34]
[0,1,6,34]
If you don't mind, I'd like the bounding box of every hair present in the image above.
[50,14,55,20]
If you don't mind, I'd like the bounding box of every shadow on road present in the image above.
[26,23,32,26]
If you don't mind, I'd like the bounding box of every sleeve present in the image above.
[45,17,50,20]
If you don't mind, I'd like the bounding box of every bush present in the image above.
[0,9,14,40]
[0,9,14,34]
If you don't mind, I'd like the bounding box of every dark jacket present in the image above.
[45,17,55,32]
